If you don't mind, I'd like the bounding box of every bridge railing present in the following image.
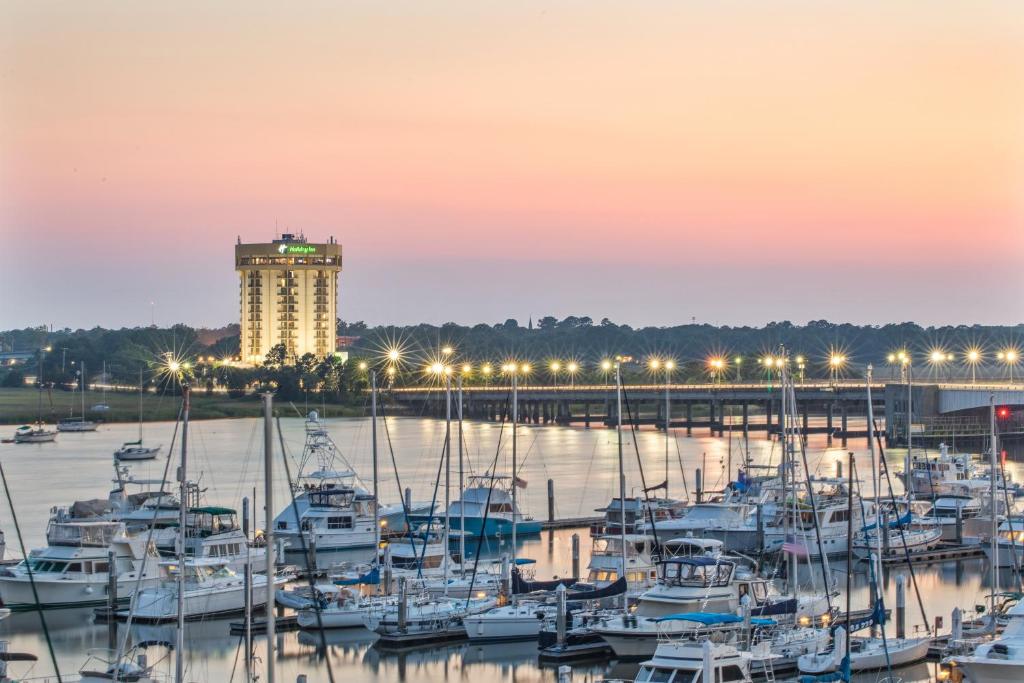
[390,380,887,393]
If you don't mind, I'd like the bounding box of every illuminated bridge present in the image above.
[389,381,1024,448]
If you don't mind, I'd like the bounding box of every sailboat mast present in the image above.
[905,362,913,494]
[371,372,380,563]
[664,368,670,496]
[443,373,451,591]
[990,393,998,625]
[138,368,144,442]
[262,392,275,683]
[175,386,190,683]
[866,366,882,583]
[512,370,518,565]
[616,360,627,602]
[81,361,87,419]
[457,374,466,577]
[780,352,794,596]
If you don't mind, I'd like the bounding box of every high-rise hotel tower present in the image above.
[235,233,342,363]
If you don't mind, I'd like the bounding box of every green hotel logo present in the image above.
[277,244,317,255]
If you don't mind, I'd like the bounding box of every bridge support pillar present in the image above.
[765,399,772,439]
[802,404,809,442]
[826,403,834,445]
[708,401,716,436]
[584,402,591,429]
[686,402,693,436]
[841,403,848,447]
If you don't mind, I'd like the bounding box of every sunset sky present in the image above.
[2,2,1023,330]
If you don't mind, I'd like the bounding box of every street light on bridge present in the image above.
[997,349,1019,383]
[963,348,982,384]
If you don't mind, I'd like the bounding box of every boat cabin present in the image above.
[658,557,735,588]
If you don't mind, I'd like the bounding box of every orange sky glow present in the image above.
[2,2,1023,328]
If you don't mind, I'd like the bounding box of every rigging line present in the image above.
[673,435,690,503]
[413,418,450,579]
[621,387,661,554]
[851,460,894,679]
[113,401,184,681]
[788,383,834,613]
[464,395,512,609]
[873,418,930,635]
[275,414,337,683]
[997,455,1024,589]
[0,469,60,681]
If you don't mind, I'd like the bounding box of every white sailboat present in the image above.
[13,362,57,443]
[115,370,160,460]
[57,361,98,432]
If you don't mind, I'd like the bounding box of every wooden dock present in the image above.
[874,542,985,566]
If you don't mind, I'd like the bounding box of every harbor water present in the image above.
[0,414,1020,681]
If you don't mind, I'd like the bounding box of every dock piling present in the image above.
[896,575,906,639]
[571,533,580,578]
[547,479,555,523]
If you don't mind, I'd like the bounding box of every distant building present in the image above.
[235,233,342,364]
[336,335,361,350]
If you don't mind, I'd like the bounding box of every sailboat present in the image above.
[115,369,161,460]
[13,360,57,443]
[91,360,111,412]
[58,361,98,432]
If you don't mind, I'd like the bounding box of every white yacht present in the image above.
[586,533,659,599]
[926,494,986,541]
[984,516,1024,568]
[906,445,975,496]
[949,600,1024,682]
[591,496,688,537]
[632,632,755,683]
[0,519,163,609]
[123,558,281,622]
[589,556,826,658]
[122,502,264,573]
[762,480,876,557]
[273,413,377,557]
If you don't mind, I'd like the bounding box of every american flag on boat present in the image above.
[783,533,809,557]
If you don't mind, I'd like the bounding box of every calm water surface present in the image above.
[0,415,1019,681]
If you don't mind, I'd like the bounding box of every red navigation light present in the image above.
[997,407,1011,419]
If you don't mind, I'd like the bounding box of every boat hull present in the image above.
[449,517,542,538]
[115,447,161,461]
[464,605,551,642]
[0,575,162,610]
[127,578,272,622]
[956,659,1024,683]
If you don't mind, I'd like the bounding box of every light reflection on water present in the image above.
[0,415,1019,681]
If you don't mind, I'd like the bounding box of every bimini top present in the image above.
[654,612,776,626]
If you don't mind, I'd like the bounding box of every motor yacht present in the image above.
[122,558,282,622]
[0,519,163,609]
[948,600,1024,682]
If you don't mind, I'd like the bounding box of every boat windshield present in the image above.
[660,559,733,586]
